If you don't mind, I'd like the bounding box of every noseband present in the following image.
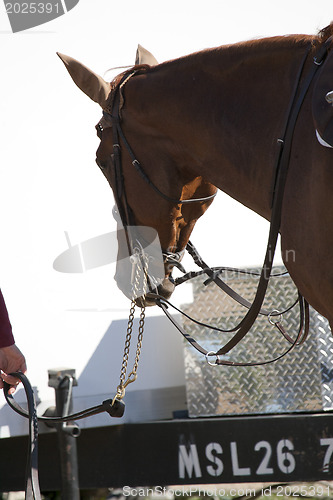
[96,68,217,275]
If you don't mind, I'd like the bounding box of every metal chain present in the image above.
[113,247,148,404]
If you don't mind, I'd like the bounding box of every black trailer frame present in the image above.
[1,412,333,492]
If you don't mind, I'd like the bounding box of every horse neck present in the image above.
[124,35,314,220]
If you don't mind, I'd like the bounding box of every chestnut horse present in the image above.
[58,25,333,333]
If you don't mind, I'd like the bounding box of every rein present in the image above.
[153,241,310,367]
[3,373,125,500]
[105,38,333,364]
[4,37,333,499]
[157,37,331,363]
[2,249,148,500]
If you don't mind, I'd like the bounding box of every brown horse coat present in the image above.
[59,24,333,326]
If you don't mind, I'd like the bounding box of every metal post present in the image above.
[48,368,80,500]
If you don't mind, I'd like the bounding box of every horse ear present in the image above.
[57,52,111,108]
[135,45,158,66]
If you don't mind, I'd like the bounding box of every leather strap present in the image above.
[213,40,330,356]
[156,40,330,362]
[4,373,41,500]
[3,373,125,499]
[186,240,298,322]
[105,112,218,206]
[4,384,125,423]
[155,294,309,366]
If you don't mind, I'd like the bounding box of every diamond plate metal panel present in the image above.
[182,267,333,416]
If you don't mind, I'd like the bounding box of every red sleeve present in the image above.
[0,289,15,348]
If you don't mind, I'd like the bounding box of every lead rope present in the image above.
[3,248,149,500]
[112,246,148,405]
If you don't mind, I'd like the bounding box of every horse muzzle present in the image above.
[114,247,184,307]
[115,270,176,307]
[141,277,176,306]
[114,261,176,306]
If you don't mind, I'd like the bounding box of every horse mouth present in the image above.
[135,277,176,307]
[114,263,176,306]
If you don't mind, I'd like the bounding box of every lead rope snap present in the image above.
[112,247,148,408]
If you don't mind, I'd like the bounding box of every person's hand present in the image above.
[0,345,27,394]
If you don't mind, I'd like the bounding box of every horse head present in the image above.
[58,47,217,306]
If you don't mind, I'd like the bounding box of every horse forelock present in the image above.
[317,22,333,43]
[104,64,151,114]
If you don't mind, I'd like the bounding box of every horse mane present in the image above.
[136,23,333,79]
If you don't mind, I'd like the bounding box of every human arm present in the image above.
[0,289,27,394]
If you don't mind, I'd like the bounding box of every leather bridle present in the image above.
[95,72,217,279]
[96,37,333,364]
[4,37,333,500]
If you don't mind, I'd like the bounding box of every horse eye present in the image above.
[95,123,103,139]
